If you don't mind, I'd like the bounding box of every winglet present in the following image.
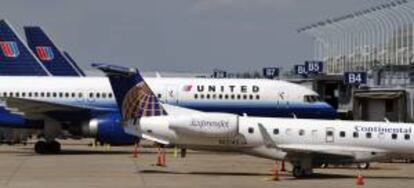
[258,123,279,149]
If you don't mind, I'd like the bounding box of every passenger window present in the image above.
[59,92,63,98]
[41,92,45,97]
[96,93,100,98]
[339,131,346,138]
[243,95,247,100]
[206,94,210,99]
[28,92,32,97]
[22,92,26,97]
[200,94,204,99]
[248,127,254,134]
[237,94,241,99]
[71,93,75,98]
[212,94,216,99]
[34,92,38,97]
[405,134,410,140]
[52,92,57,97]
[249,95,253,100]
[392,134,398,140]
[108,93,113,98]
[46,92,50,97]
[353,132,359,138]
[65,93,69,98]
[273,128,279,135]
[218,94,223,99]
[256,95,260,100]
[224,94,229,99]
[102,93,107,98]
[78,93,83,98]
[15,92,20,97]
[366,132,372,139]
[194,94,198,99]
[3,92,6,97]
[89,92,93,98]
[230,94,235,99]
[299,129,305,136]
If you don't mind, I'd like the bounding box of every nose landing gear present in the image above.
[34,140,61,154]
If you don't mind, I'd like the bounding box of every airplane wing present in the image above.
[1,97,115,118]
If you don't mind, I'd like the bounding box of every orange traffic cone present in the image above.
[156,148,166,167]
[133,143,139,158]
[271,161,280,181]
[356,174,364,186]
[280,160,286,172]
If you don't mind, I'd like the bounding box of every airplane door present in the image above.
[325,127,335,143]
[165,85,178,104]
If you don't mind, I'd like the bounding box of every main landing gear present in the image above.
[34,140,61,154]
[291,159,313,178]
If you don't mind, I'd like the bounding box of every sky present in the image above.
[0,0,391,74]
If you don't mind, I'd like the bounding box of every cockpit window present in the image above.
[304,95,321,103]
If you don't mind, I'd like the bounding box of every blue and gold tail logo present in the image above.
[122,82,167,123]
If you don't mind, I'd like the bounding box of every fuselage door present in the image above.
[165,85,178,104]
[325,127,335,143]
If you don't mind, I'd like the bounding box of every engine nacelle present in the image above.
[81,114,139,145]
[169,113,239,138]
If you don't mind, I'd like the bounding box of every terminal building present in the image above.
[297,0,414,122]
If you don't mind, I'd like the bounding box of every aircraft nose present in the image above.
[319,102,337,119]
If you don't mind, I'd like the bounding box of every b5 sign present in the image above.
[305,61,323,74]
[344,72,367,85]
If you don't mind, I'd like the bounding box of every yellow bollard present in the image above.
[92,140,96,148]
[107,144,111,151]
[173,146,178,159]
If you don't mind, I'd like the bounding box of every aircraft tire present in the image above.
[34,141,47,154]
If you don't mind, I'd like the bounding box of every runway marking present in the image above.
[3,155,29,186]
[132,157,149,188]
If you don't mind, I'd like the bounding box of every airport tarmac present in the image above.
[0,140,413,188]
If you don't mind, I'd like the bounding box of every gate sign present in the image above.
[344,72,367,85]
[294,65,307,75]
[305,61,323,74]
[262,67,279,79]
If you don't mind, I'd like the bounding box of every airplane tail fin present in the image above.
[24,26,81,76]
[62,51,86,76]
[93,63,167,123]
[0,20,49,76]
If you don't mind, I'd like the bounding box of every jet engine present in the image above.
[81,114,139,145]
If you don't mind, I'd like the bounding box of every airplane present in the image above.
[96,63,414,178]
[0,20,335,154]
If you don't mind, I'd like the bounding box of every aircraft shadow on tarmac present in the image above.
[138,169,414,180]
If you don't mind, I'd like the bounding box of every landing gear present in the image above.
[34,140,61,154]
[357,162,370,169]
[292,166,313,178]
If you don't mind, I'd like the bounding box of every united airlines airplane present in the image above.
[97,63,414,178]
[0,20,335,154]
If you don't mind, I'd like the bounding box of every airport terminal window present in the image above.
[366,132,372,139]
[248,127,254,134]
[405,134,410,140]
[353,132,359,138]
[273,128,279,135]
[299,129,305,136]
[392,134,398,140]
[339,131,346,138]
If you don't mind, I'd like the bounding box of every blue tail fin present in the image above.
[93,63,167,123]
[0,20,49,76]
[62,51,86,76]
[24,26,81,76]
